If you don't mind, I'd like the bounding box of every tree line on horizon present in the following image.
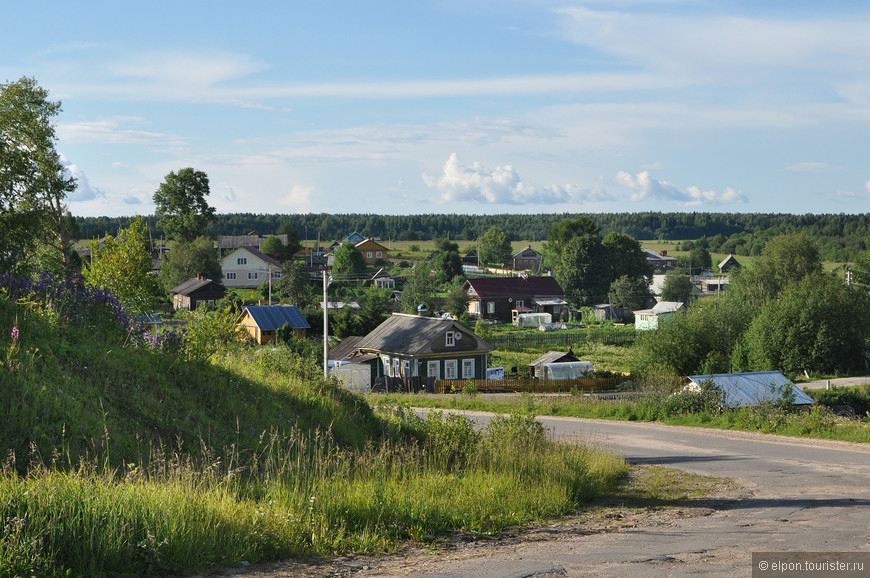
[77,211,870,263]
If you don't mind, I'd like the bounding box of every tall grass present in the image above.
[0,277,627,576]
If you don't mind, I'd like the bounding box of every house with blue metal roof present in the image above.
[238,305,310,345]
[686,371,815,408]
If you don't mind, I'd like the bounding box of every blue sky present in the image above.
[4,1,870,218]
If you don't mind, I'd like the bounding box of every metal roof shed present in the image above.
[686,371,815,408]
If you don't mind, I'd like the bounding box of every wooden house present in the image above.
[512,245,543,272]
[354,238,389,264]
[463,276,568,322]
[237,305,310,345]
[169,275,226,311]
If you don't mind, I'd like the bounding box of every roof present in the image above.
[239,305,310,331]
[170,277,220,295]
[529,350,579,367]
[634,301,684,315]
[719,254,741,268]
[464,276,564,298]
[355,238,388,251]
[371,268,392,280]
[513,245,542,258]
[357,313,494,356]
[687,371,816,407]
[642,248,679,262]
[226,246,282,267]
[328,336,364,361]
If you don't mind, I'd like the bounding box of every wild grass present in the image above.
[0,277,628,577]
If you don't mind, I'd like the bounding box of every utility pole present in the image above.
[323,267,330,379]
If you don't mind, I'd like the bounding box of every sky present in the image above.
[4,1,870,218]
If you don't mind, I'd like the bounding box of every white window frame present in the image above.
[366,251,373,259]
[515,300,524,309]
[392,358,400,377]
[237,257,247,265]
[486,302,495,314]
[427,360,440,380]
[444,360,458,380]
[225,272,237,280]
[403,360,411,377]
[446,331,455,347]
[248,272,258,280]
[462,358,475,379]
[376,251,383,258]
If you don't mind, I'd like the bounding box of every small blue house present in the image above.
[686,371,815,408]
[633,301,683,330]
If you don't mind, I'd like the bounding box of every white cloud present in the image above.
[617,171,747,206]
[422,153,574,205]
[58,117,183,145]
[61,156,105,202]
[280,184,313,209]
[865,179,870,195]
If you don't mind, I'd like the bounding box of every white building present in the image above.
[220,246,282,289]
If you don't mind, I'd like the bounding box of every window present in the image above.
[444,360,458,380]
[271,270,281,279]
[248,272,258,280]
[392,358,400,377]
[366,251,373,259]
[427,361,440,379]
[515,300,524,308]
[237,257,247,265]
[462,359,475,379]
[382,357,390,377]
[473,302,480,313]
[445,331,455,347]
[376,251,382,258]
[403,360,411,377]
[486,302,495,314]
[225,272,237,280]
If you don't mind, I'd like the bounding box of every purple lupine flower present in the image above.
[10,326,18,343]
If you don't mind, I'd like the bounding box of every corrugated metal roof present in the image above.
[241,305,310,331]
[170,277,216,294]
[529,350,579,368]
[687,371,816,407]
[356,313,494,356]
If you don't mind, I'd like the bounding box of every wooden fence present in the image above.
[433,376,625,394]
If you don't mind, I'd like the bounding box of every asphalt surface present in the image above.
[369,412,870,577]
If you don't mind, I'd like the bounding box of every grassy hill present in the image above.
[0,275,626,577]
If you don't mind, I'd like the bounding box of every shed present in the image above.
[541,361,594,380]
[686,371,815,408]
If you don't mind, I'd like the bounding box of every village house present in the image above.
[463,276,568,322]
[718,254,741,273]
[220,246,282,289]
[512,245,544,272]
[633,301,684,330]
[169,275,226,311]
[354,238,389,265]
[237,305,310,345]
[218,231,288,251]
[643,248,679,272]
[351,313,494,383]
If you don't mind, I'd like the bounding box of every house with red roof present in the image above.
[462,276,568,322]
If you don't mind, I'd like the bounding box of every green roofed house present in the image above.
[237,305,310,345]
[355,313,494,382]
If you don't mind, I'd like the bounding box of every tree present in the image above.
[732,232,822,304]
[556,234,610,307]
[477,226,512,266]
[277,222,303,256]
[444,280,470,317]
[0,77,77,275]
[260,236,286,255]
[332,242,366,277]
[433,250,463,285]
[272,259,314,307]
[689,244,712,272]
[158,236,222,291]
[545,217,600,270]
[732,273,868,377]
[660,271,695,304]
[401,263,436,314]
[602,232,653,285]
[609,275,652,311]
[153,168,216,242]
[82,217,160,313]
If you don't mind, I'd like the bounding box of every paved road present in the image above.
[371,412,870,577]
[799,376,870,390]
